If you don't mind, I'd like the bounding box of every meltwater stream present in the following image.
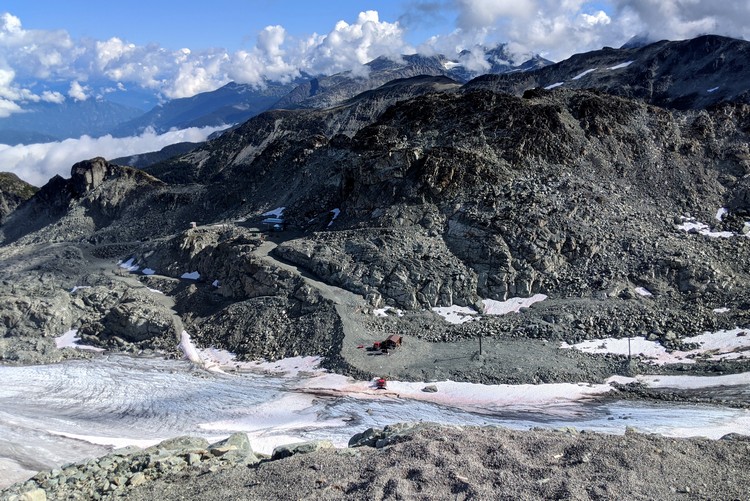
[1,354,749,487]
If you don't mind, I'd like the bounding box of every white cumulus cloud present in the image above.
[68,81,90,101]
[611,0,750,41]
[0,98,22,118]
[0,126,226,186]
[433,0,749,61]
[0,3,748,109]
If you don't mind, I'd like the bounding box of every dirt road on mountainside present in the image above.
[254,236,626,385]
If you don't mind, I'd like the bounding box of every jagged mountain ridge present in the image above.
[273,47,550,111]
[466,34,750,110]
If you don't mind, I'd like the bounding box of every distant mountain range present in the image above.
[0,44,551,145]
[1,35,748,149]
[0,99,144,145]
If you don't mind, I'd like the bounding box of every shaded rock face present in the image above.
[276,228,479,309]
[0,172,38,223]
[70,157,114,196]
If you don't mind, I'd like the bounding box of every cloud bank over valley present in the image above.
[0,126,225,186]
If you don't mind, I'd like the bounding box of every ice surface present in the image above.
[1,354,749,488]
[181,271,200,280]
[544,82,564,89]
[142,268,155,275]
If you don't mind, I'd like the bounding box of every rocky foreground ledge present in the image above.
[3,423,750,500]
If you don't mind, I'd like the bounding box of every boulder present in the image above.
[208,433,258,463]
[271,440,334,460]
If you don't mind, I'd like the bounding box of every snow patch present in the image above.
[374,306,403,317]
[634,287,652,297]
[432,305,478,324]
[70,286,91,293]
[715,207,728,221]
[294,372,619,416]
[142,268,155,275]
[118,258,139,272]
[262,207,285,217]
[196,347,326,377]
[328,208,341,227]
[181,271,200,280]
[562,328,750,365]
[623,372,750,390]
[676,216,735,238]
[544,82,564,90]
[482,294,547,315]
[608,61,633,70]
[54,329,105,352]
[713,307,730,314]
[572,68,596,80]
[707,86,720,93]
[178,331,223,372]
[212,279,220,287]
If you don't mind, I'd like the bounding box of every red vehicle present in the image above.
[375,377,387,390]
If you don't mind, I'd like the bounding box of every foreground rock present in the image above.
[1,433,259,501]
[3,424,749,500]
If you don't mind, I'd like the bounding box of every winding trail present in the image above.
[249,235,601,383]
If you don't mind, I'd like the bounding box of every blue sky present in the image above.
[1,1,457,51]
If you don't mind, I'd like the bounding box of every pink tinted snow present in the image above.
[294,372,616,417]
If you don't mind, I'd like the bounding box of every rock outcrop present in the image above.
[0,172,37,223]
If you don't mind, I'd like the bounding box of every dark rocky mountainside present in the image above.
[0,172,38,223]
[466,34,750,110]
[2,70,749,376]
